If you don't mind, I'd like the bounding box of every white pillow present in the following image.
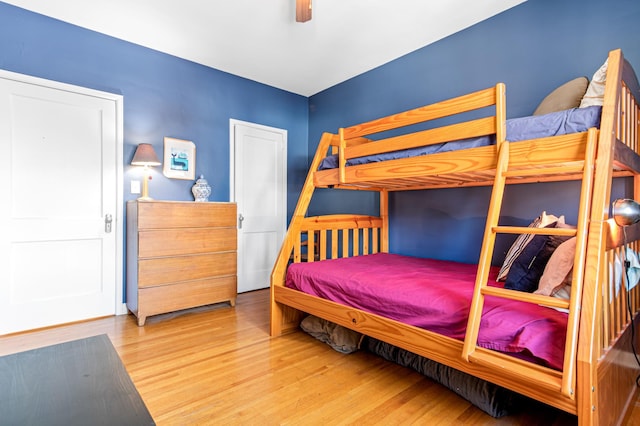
[579,59,608,108]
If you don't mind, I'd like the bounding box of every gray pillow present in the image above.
[533,77,589,116]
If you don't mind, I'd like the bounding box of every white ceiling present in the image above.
[3,0,525,96]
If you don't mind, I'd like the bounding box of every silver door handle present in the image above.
[105,214,113,233]
[238,213,244,229]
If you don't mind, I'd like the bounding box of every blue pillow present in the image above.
[504,228,570,293]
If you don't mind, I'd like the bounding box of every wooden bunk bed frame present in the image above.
[270,49,640,425]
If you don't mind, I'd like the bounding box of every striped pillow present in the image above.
[496,211,561,281]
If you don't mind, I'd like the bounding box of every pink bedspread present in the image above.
[285,253,568,370]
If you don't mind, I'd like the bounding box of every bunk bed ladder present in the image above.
[462,129,598,399]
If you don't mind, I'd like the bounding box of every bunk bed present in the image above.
[270,48,640,425]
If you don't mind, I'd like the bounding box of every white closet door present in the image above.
[231,120,286,293]
[0,73,121,335]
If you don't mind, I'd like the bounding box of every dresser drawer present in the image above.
[138,252,237,287]
[139,227,237,258]
[137,201,236,229]
[138,276,237,317]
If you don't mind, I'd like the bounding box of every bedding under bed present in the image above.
[285,253,568,370]
[362,336,524,418]
[318,105,602,170]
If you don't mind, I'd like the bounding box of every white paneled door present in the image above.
[231,120,286,293]
[0,72,122,335]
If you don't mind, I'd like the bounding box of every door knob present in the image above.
[105,214,113,233]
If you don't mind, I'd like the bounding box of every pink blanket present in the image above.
[286,253,567,370]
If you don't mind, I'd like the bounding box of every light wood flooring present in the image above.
[1,289,639,425]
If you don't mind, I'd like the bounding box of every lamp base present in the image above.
[138,173,153,201]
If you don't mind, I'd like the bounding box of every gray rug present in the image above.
[0,334,154,426]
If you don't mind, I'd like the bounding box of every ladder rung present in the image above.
[481,286,571,309]
[503,164,584,178]
[492,226,576,237]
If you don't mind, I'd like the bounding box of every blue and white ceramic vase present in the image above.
[192,175,211,202]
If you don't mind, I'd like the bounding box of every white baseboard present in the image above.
[116,303,128,316]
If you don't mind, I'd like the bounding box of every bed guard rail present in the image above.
[334,83,506,184]
[291,214,384,263]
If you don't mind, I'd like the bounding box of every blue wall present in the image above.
[0,2,309,214]
[308,0,640,264]
[2,0,640,274]
[0,2,309,301]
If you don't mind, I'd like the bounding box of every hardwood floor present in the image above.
[1,289,638,425]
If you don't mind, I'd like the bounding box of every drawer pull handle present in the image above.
[238,213,244,229]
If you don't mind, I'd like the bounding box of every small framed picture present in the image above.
[163,137,196,180]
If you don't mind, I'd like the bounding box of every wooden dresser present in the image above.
[126,200,237,326]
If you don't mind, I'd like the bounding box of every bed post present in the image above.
[270,132,338,336]
[380,189,389,253]
[577,48,622,426]
[495,82,506,151]
[338,128,347,184]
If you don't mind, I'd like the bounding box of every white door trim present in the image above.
[0,69,126,315]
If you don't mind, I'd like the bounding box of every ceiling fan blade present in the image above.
[296,0,312,23]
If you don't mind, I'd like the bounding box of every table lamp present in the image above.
[131,143,161,200]
[612,199,640,227]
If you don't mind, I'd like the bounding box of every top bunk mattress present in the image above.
[318,106,602,170]
[285,253,568,370]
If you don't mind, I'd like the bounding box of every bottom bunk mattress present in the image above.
[285,253,568,370]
